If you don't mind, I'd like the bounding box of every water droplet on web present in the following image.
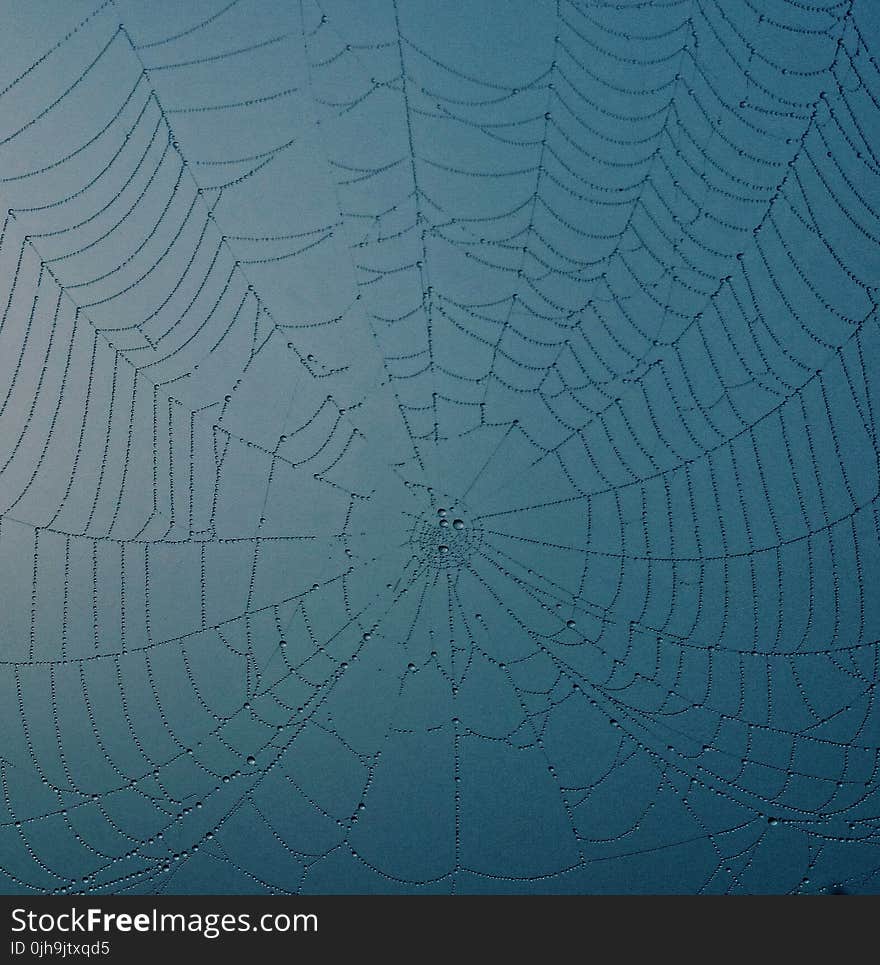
[438,544,449,554]
[246,755,256,765]
[437,508,446,516]
[566,619,576,629]
[439,518,449,527]
[452,519,464,529]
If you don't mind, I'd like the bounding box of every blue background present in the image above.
[0,0,878,894]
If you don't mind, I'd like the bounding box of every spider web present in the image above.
[0,0,878,895]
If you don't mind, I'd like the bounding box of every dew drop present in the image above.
[246,755,256,765]
[438,544,449,554]
[566,619,576,629]
[452,519,464,530]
